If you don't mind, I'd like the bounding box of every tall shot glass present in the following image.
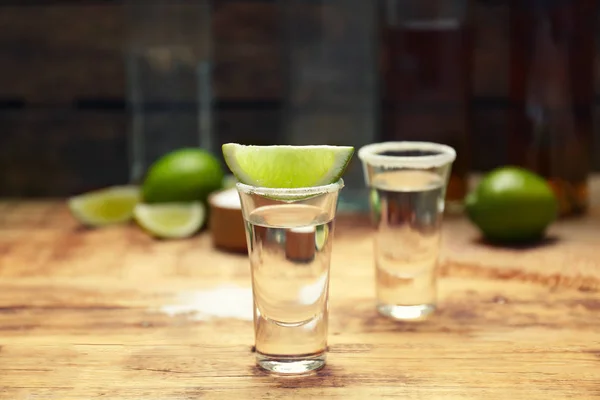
[237,180,344,375]
[358,142,456,321]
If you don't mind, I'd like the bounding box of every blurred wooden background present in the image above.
[0,0,599,197]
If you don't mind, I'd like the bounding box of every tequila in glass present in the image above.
[237,180,343,375]
[359,142,455,320]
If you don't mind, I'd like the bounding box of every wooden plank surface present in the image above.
[0,188,599,399]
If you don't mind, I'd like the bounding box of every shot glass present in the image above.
[237,179,344,375]
[358,142,456,320]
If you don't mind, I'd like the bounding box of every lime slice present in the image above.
[222,143,354,188]
[133,202,205,239]
[68,186,140,227]
[315,224,329,250]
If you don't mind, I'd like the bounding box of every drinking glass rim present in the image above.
[358,141,456,168]
[236,179,344,198]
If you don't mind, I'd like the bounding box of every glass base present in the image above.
[256,352,326,375]
[377,303,436,321]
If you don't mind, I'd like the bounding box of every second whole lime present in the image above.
[465,166,558,243]
[142,148,224,204]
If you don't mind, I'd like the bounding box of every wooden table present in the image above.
[1,182,599,399]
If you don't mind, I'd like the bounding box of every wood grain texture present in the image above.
[0,181,599,399]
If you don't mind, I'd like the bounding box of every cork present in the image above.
[208,188,247,253]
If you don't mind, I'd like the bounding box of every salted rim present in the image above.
[236,179,344,198]
[358,141,456,168]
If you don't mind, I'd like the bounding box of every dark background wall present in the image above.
[0,0,599,197]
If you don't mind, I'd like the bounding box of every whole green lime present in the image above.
[465,166,558,243]
[142,148,224,204]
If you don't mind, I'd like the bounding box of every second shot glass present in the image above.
[358,142,456,321]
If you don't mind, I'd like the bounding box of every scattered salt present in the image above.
[159,284,253,321]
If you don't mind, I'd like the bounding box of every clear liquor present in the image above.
[246,204,334,374]
[371,170,444,320]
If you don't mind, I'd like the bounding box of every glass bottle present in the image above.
[280,0,378,212]
[508,0,597,216]
[125,0,213,182]
[379,0,474,211]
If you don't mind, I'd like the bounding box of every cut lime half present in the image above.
[133,202,205,239]
[68,186,140,227]
[222,143,354,188]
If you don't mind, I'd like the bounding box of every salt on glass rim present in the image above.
[236,179,344,199]
[358,141,456,169]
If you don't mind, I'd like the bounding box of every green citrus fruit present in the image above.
[142,148,224,204]
[222,143,354,188]
[68,186,140,227]
[465,166,558,243]
[134,202,205,239]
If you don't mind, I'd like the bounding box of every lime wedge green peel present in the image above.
[68,186,140,227]
[133,202,205,239]
[222,143,354,188]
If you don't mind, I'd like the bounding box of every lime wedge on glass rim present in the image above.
[133,202,206,239]
[68,186,140,227]
[222,143,354,188]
